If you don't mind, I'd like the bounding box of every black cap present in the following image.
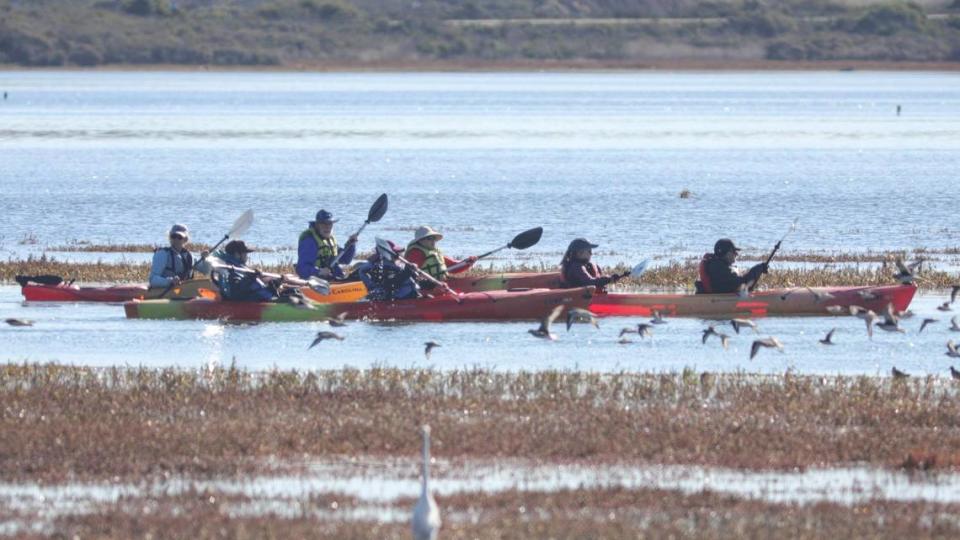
[225,240,255,255]
[569,238,599,251]
[714,238,741,255]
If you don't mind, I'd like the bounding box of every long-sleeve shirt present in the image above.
[700,256,765,294]
[148,248,193,288]
[296,236,356,280]
[561,260,611,291]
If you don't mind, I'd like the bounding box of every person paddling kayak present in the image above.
[694,239,768,294]
[212,240,298,302]
[357,240,420,301]
[403,226,477,286]
[559,238,625,292]
[149,224,206,289]
[296,209,359,281]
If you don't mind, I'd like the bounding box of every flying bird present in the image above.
[4,318,33,327]
[529,305,563,340]
[326,312,349,327]
[951,285,959,304]
[919,318,938,334]
[893,258,923,284]
[938,302,953,312]
[876,304,904,333]
[650,310,668,325]
[424,341,440,360]
[951,316,960,332]
[636,323,653,339]
[565,307,598,332]
[863,310,878,339]
[750,337,784,360]
[857,290,879,301]
[950,366,960,380]
[308,331,344,348]
[619,327,636,337]
[730,318,758,335]
[819,328,836,345]
[702,325,729,348]
[947,340,960,359]
[806,286,835,303]
[412,425,441,540]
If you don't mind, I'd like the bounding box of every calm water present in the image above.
[1,71,959,372]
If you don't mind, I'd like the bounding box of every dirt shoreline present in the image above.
[2,58,960,73]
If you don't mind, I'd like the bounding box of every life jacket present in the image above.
[405,242,447,281]
[300,228,339,269]
[157,247,193,280]
[561,259,601,287]
[696,253,714,294]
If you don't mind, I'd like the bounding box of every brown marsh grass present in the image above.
[3,364,960,483]
[4,255,956,289]
[39,487,960,539]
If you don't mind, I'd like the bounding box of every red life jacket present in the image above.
[697,253,714,294]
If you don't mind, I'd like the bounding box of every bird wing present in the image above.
[894,258,909,275]
[951,285,959,304]
[541,305,563,333]
[825,328,835,342]
[948,340,958,354]
[750,341,761,360]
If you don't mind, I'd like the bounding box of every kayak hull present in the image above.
[588,284,917,318]
[20,279,210,302]
[447,272,564,293]
[124,286,596,322]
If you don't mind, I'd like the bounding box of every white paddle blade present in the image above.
[374,237,397,261]
[229,209,255,238]
[630,259,651,278]
[308,277,330,295]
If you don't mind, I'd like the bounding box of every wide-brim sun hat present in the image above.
[225,240,255,255]
[413,225,443,243]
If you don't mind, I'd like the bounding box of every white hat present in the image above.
[413,225,443,243]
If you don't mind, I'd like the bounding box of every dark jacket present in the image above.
[358,259,419,301]
[562,260,612,291]
[211,253,276,302]
[695,253,766,294]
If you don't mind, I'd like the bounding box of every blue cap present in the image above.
[314,209,338,224]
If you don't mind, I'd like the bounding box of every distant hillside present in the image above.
[1,0,959,67]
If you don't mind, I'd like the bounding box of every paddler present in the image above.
[559,238,625,292]
[212,240,291,302]
[296,209,358,281]
[694,239,768,294]
[403,226,476,286]
[357,240,420,301]
[149,224,201,288]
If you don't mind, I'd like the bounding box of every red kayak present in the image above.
[588,284,917,318]
[21,282,149,302]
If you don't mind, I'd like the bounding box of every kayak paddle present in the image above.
[333,193,388,266]
[207,259,331,295]
[375,237,462,301]
[159,209,255,298]
[447,226,544,272]
[749,217,798,291]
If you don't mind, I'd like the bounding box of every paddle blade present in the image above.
[307,277,331,295]
[366,193,389,224]
[630,259,651,278]
[507,227,543,250]
[229,209,255,238]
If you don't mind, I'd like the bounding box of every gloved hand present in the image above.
[466,256,478,264]
[759,262,770,274]
[597,276,613,287]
